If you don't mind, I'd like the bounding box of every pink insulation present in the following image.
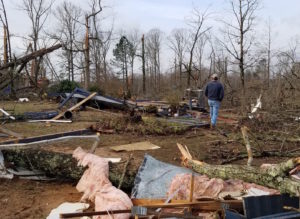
[167,173,278,200]
[73,147,132,219]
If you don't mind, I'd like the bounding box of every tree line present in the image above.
[0,0,299,109]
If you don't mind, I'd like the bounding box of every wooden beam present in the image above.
[60,209,131,219]
[131,199,243,211]
[52,92,97,120]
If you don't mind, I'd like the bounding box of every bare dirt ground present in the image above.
[0,100,298,218]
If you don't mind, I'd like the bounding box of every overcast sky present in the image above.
[2,0,300,70]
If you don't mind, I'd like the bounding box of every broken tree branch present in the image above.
[177,143,300,196]
[241,126,253,166]
[118,153,133,189]
[0,43,62,70]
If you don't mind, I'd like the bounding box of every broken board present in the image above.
[110,141,160,152]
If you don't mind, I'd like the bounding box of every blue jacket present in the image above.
[205,81,224,102]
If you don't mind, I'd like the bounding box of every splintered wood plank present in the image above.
[110,141,160,152]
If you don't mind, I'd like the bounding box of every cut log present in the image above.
[2,149,136,191]
[177,143,300,196]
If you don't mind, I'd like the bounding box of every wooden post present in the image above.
[189,173,195,212]
[189,173,195,202]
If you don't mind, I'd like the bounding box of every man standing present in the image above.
[205,74,224,128]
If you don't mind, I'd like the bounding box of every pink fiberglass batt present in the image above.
[73,147,132,219]
[167,173,278,200]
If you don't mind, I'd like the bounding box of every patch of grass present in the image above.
[1,101,57,114]
[96,115,189,135]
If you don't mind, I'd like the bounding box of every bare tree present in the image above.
[55,1,82,81]
[194,33,209,87]
[276,41,300,88]
[127,29,140,93]
[101,29,113,83]
[265,18,272,88]
[0,0,12,63]
[84,0,102,89]
[21,0,54,86]
[219,0,259,106]
[168,28,188,88]
[141,34,146,94]
[145,28,163,92]
[185,8,211,88]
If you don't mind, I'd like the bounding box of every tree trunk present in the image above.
[3,26,8,64]
[142,34,146,95]
[178,144,300,196]
[84,15,90,90]
[2,149,136,191]
[239,1,246,109]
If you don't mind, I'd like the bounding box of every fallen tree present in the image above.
[2,148,136,191]
[0,43,62,93]
[0,43,62,71]
[177,143,300,196]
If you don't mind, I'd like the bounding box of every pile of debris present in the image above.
[1,137,299,218]
[47,145,299,219]
[0,90,299,219]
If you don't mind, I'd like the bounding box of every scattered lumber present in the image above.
[110,141,160,152]
[132,199,243,212]
[59,199,242,219]
[177,143,300,196]
[1,149,136,190]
